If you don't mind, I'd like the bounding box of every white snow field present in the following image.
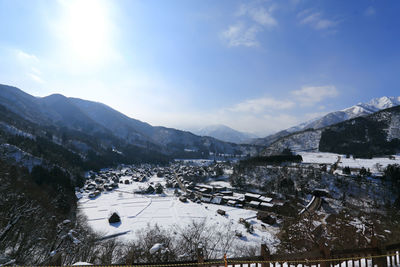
[78,174,279,252]
[299,152,400,174]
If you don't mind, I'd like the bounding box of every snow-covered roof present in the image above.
[211,197,222,204]
[260,202,274,208]
[259,196,272,203]
[249,201,260,206]
[245,193,261,199]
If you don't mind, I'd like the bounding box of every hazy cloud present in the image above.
[236,3,278,27]
[229,97,295,113]
[15,49,39,63]
[364,6,376,17]
[292,85,338,106]
[221,23,260,47]
[14,49,44,84]
[222,2,277,48]
[298,10,339,30]
[28,73,44,83]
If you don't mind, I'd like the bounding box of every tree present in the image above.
[342,166,351,175]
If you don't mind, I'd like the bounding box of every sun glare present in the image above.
[59,0,114,67]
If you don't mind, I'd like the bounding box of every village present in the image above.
[79,160,287,231]
[76,152,400,256]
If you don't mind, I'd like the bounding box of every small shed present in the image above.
[217,209,226,216]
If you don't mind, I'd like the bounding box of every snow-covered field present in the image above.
[299,152,400,174]
[78,175,279,252]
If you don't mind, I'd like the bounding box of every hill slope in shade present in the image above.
[0,84,260,160]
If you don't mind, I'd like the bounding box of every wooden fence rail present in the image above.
[47,240,400,267]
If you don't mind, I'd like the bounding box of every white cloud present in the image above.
[298,10,339,30]
[221,2,277,48]
[221,23,260,47]
[28,73,44,83]
[237,4,278,27]
[292,85,338,106]
[13,49,45,84]
[364,6,376,17]
[229,97,295,113]
[15,50,39,63]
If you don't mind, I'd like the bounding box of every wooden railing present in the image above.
[48,240,400,267]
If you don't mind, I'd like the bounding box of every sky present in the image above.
[0,0,399,137]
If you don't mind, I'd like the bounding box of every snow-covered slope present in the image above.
[262,105,400,156]
[254,96,400,146]
[263,129,323,155]
[193,125,258,144]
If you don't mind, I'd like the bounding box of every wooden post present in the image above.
[197,245,205,267]
[371,236,387,267]
[319,243,331,267]
[224,253,228,267]
[48,252,62,266]
[261,243,270,267]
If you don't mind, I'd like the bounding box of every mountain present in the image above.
[253,96,400,146]
[192,124,258,144]
[0,84,260,169]
[262,105,400,157]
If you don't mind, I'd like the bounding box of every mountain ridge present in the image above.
[253,96,400,146]
[192,124,258,144]
[0,84,260,162]
[261,105,400,157]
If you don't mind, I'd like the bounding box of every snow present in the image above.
[78,174,280,251]
[264,130,322,155]
[299,152,400,174]
[149,243,163,254]
[0,143,42,171]
[72,262,93,266]
[208,181,233,188]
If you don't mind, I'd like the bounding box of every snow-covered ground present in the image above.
[299,152,400,174]
[78,174,280,252]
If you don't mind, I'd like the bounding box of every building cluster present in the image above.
[81,163,283,225]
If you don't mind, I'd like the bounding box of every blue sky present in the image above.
[0,0,399,136]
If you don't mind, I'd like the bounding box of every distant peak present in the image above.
[44,93,67,99]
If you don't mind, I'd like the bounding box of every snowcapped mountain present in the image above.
[262,105,400,156]
[253,96,400,146]
[193,124,258,144]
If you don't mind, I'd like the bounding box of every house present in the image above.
[201,196,212,203]
[245,193,261,202]
[211,197,222,205]
[198,185,213,194]
[259,196,273,203]
[257,211,276,225]
[86,183,96,190]
[227,200,237,206]
[259,202,274,211]
[220,190,233,196]
[146,185,155,194]
[248,201,260,208]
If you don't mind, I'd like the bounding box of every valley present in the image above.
[1,85,400,265]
